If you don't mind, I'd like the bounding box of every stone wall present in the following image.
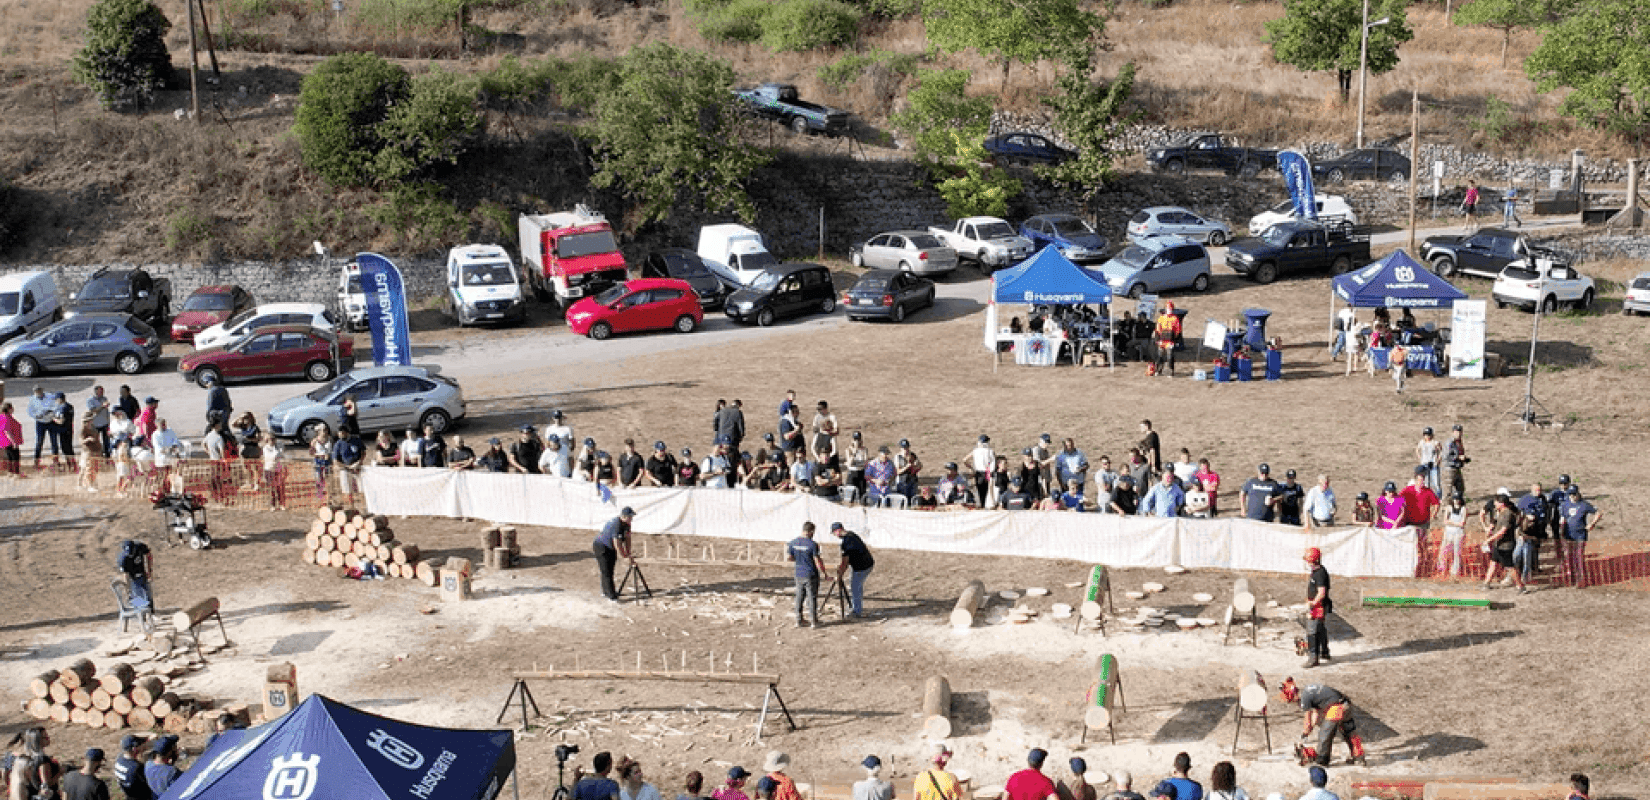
[5,257,445,310]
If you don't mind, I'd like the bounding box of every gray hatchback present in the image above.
[266,365,466,443]
[0,313,163,378]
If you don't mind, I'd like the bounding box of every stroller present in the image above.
[150,490,213,550]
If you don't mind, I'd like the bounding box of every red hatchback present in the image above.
[171,285,254,343]
[177,324,355,387]
[565,278,703,340]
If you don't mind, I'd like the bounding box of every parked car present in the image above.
[928,217,1035,270]
[1018,214,1108,262]
[849,231,959,275]
[698,223,780,289]
[982,132,1075,166]
[1311,148,1412,184]
[65,268,171,327]
[170,285,254,344]
[725,263,837,327]
[565,279,704,340]
[1145,132,1277,177]
[733,83,850,136]
[0,313,162,378]
[1624,272,1650,316]
[338,260,367,332]
[178,325,355,387]
[1418,227,1559,280]
[843,270,937,323]
[445,244,526,327]
[0,271,62,346]
[1492,259,1595,313]
[640,249,728,309]
[194,303,338,350]
[266,365,465,444]
[1225,221,1372,284]
[1127,207,1232,246]
[1092,236,1212,298]
[1247,195,1358,236]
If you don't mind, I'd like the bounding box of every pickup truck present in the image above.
[927,217,1034,271]
[65,267,172,327]
[1419,227,1567,280]
[1491,258,1595,313]
[734,83,850,136]
[1224,221,1371,284]
[1145,132,1278,178]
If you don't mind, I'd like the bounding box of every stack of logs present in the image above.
[22,659,248,733]
[303,505,428,582]
[480,524,521,572]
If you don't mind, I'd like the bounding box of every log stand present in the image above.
[1231,669,1273,755]
[1075,565,1113,636]
[823,573,850,619]
[617,561,653,600]
[495,678,542,727]
[498,669,798,743]
[1223,578,1259,647]
[173,598,229,661]
[1080,654,1125,745]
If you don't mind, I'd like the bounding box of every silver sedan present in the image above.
[849,231,959,276]
[1127,206,1233,246]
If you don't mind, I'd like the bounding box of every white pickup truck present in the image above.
[927,217,1034,271]
[1491,257,1595,313]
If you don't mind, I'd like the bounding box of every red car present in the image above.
[565,278,703,340]
[177,324,355,387]
[171,285,254,343]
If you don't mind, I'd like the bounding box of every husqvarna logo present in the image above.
[1394,266,1415,282]
[264,754,320,800]
[267,688,288,708]
[367,729,425,770]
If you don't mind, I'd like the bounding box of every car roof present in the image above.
[764,262,828,276]
[621,278,696,291]
[189,284,237,295]
[1139,206,1192,215]
[237,324,336,338]
[881,230,936,238]
[1474,228,1518,237]
[650,247,699,257]
[1130,235,1194,251]
[855,270,901,281]
[344,365,433,380]
[249,302,326,314]
[1026,213,1082,222]
[60,312,134,321]
[0,271,51,291]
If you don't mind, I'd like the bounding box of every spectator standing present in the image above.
[1462,180,1480,230]
[618,761,662,800]
[1056,439,1089,489]
[86,386,111,456]
[1094,455,1118,501]
[1030,434,1056,488]
[841,432,868,498]
[1559,486,1599,588]
[832,522,874,618]
[1140,472,1184,518]
[540,437,570,478]
[1400,470,1439,528]
[1168,449,1197,486]
[1437,493,1468,577]
[1240,465,1281,522]
[1154,303,1181,376]
[372,431,400,467]
[853,757,893,800]
[1126,449,1152,496]
[894,440,922,499]
[51,392,76,468]
[544,410,575,449]
[115,386,139,425]
[964,435,995,508]
[0,403,21,477]
[763,752,800,800]
[711,400,726,441]
[420,424,447,468]
[111,735,151,800]
[1351,492,1375,524]
[76,420,100,492]
[593,508,634,602]
[1373,482,1405,529]
[676,448,700,487]
[1137,420,1161,474]
[1442,424,1468,498]
[203,374,232,429]
[618,439,646,489]
[912,743,960,800]
[62,748,109,800]
[811,401,838,458]
[1161,754,1202,800]
[477,439,509,473]
[701,442,732,489]
[398,428,423,469]
[1415,427,1441,494]
[338,396,359,439]
[310,428,334,498]
[1297,768,1337,800]
[1483,492,1521,590]
[261,432,286,510]
[1547,476,1576,574]
[1003,749,1059,800]
[645,442,677,487]
[718,400,746,453]
[1566,774,1588,800]
[6,727,54,800]
[1205,763,1246,800]
[1330,307,1355,362]
[1303,475,1336,530]
[676,772,710,800]
[787,524,826,627]
[27,386,55,468]
[1503,183,1521,228]
[778,406,803,457]
[143,736,182,796]
[447,436,475,470]
[1278,470,1306,526]
[334,430,365,503]
[1101,771,1144,800]
[1016,449,1045,504]
[575,754,621,800]
[507,426,542,474]
[778,390,797,421]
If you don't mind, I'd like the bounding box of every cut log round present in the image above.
[131,677,166,707]
[48,704,70,723]
[326,521,344,537]
[1238,669,1269,713]
[370,530,396,546]
[87,708,107,729]
[310,519,328,537]
[363,514,390,534]
[317,504,340,523]
[500,526,517,551]
[127,707,157,729]
[349,512,367,528]
[92,688,113,711]
[447,557,473,576]
[921,676,952,739]
[49,680,71,704]
[111,694,135,715]
[104,711,127,730]
[342,523,360,541]
[329,550,346,568]
[335,507,358,525]
[393,545,421,565]
[173,598,220,633]
[1233,577,1255,615]
[415,560,437,586]
[950,580,987,629]
[70,688,94,709]
[164,711,194,734]
[302,548,318,566]
[25,698,51,720]
[481,527,502,551]
[151,692,181,718]
[317,533,335,552]
[59,658,96,690]
[100,663,136,695]
[376,545,392,562]
[305,530,321,549]
[29,670,60,699]
[69,707,88,725]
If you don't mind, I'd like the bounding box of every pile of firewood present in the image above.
[303,505,431,583]
[21,657,247,733]
[480,524,522,571]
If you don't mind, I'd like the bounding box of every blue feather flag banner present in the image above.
[1277,150,1318,222]
[355,252,412,367]
[597,482,614,505]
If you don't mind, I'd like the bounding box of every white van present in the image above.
[1247,195,1358,236]
[445,244,526,326]
[338,261,368,332]
[0,271,61,345]
[697,224,780,289]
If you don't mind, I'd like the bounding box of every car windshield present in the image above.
[908,234,944,249]
[749,271,784,291]
[671,258,713,278]
[1269,199,1297,214]
[183,292,233,312]
[222,308,257,329]
[0,293,16,315]
[1633,277,1650,290]
[594,285,628,305]
[346,274,363,293]
[736,251,780,273]
[976,222,1016,239]
[1503,265,1540,281]
[1051,218,1095,236]
[307,374,354,402]
[555,230,619,258]
[1130,211,1150,224]
[78,279,129,300]
[1114,245,1154,268]
[461,261,514,286]
[1262,227,1293,246]
[855,277,890,292]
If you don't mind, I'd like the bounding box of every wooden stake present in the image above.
[950,580,987,628]
[921,676,952,738]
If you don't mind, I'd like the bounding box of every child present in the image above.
[1060,479,1086,512]
[1438,493,1468,577]
[1184,477,1211,518]
[1390,343,1409,394]
[262,432,285,510]
[78,419,101,492]
[113,440,134,497]
[310,428,333,501]
[1352,491,1376,525]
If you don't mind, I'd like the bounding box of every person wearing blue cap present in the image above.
[832,522,874,618]
[1240,464,1281,522]
[62,748,109,800]
[113,734,152,800]
[754,777,780,800]
[1062,758,1096,800]
[203,372,232,431]
[144,735,182,795]
[853,756,892,800]
[545,410,574,450]
[711,767,751,800]
[1004,749,1057,800]
[594,508,635,601]
[1297,767,1336,800]
[787,523,827,627]
[541,435,571,478]
[645,442,677,487]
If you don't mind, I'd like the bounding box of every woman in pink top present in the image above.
[1374,481,1406,529]
[0,402,22,476]
[1195,459,1221,516]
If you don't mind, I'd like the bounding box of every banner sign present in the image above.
[1449,300,1487,379]
[1277,150,1318,221]
[355,253,412,367]
[1202,320,1227,350]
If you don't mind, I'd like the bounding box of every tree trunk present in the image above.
[1000,59,1011,99]
[1338,70,1353,104]
[1501,30,1510,69]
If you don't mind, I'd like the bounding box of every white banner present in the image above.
[1202,320,1227,350]
[360,469,1419,578]
[1449,299,1487,379]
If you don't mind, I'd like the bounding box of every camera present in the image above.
[555,744,580,763]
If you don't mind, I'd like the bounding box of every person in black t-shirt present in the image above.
[1108,476,1138,515]
[999,477,1032,510]
[645,442,677,486]
[477,438,508,472]
[1278,470,1306,526]
[618,439,646,489]
[62,748,110,800]
[1137,420,1161,473]
[1302,547,1332,667]
[446,436,476,470]
[1240,464,1282,521]
[675,448,700,486]
[419,424,446,468]
[507,426,543,474]
[832,522,875,617]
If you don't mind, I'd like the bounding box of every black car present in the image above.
[843,270,937,323]
[725,263,836,327]
[640,248,727,309]
[982,132,1075,166]
[1311,148,1412,184]
[67,268,172,327]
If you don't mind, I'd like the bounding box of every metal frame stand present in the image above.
[1079,675,1125,745]
[496,678,542,727]
[753,683,798,743]
[1500,294,1554,431]
[1223,605,1259,647]
[824,573,850,619]
[617,561,653,600]
[1231,703,1272,755]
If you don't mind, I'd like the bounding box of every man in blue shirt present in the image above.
[1055,438,1089,489]
[1240,464,1281,522]
[831,522,874,618]
[574,752,620,800]
[593,508,634,601]
[1547,475,1577,577]
[144,736,183,796]
[1559,486,1600,588]
[787,522,827,628]
[1139,472,1184,518]
[1514,483,1547,582]
[1161,753,1202,800]
[333,429,366,503]
[113,735,152,800]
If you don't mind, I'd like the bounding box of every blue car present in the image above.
[1019,214,1108,263]
[982,132,1075,166]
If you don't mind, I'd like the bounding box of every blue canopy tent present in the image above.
[1329,249,1467,375]
[160,695,515,800]
[985,246,1114,369]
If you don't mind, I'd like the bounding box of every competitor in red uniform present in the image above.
[1280,677,1367,768]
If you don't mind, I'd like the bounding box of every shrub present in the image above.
[761,0,859,51]
[294,52,410,186]
[165,209,214,252]
[351,0,463,36]
[368,183,471,251]
[817,50,918,91]
[890,68,992,166]
[374,66,484,182]
[71,0,173,110]
[693,0,771,43]
[541,54,622,112]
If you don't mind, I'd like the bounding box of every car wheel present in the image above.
[927,288,937,309]
[674,314,696,333]
[420,408,453,434]
[1431,256,1457,278]
[790,116,808,135]
[1206,230,1227,246]
[195,366,221,388]
[1541,295,1557,314]
[10,355,38,379]
[306,360,335,382]
[189,532,211,550]
[1239,162,1261,179]
[899,260,912,273]
[850,251,863,268]
[297,419,329,445]
[115,352,144,375]
[820,295,836,313]
[1192,273,1211,292]
[1388,171,1409,185]
[1127,284,1145,299]
[1331,255,1353,275]
[589,321,612,341]
[756,308,776,327]
[1164,159,1185,174]
[1496,300,1507,309]
[892,303,907,323]
[1254,262,1279,284]
[1578,289,1594,310]
[1327,169,1345,184]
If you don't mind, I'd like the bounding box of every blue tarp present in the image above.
[1333,249,1467,309]
[992,246,1113,305]
[161,695,514,800]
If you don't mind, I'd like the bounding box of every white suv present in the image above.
[1491,258,1595,313]
[1624,272,1650,316]
[1248,195,1357,236]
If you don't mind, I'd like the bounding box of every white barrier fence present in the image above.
[360,468,1419,578]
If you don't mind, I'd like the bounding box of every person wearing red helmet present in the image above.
[1153,303,1182,377]
[1279,677,1367,768]
[1302,548,1332,667]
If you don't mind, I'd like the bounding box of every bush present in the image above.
[351,0,463,36]
[890,68,992,166]
[692,0,770,43]
[374,67,484,182]
[165,209,214,252]
[71,0,173,110]
[295,53,408,186]
[541,54,622,112]
[367,183,471,251]
[761,0,859,51]
[818,50,918,91]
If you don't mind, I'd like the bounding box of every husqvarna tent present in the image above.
[160,695,515,800]
[984,246,1115,369]
[1332,249,1466,308]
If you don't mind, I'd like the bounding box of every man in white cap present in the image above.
[1100,771,1142,800]
[913,743,960,800]
[763,752,799,800]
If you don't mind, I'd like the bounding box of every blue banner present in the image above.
[1277,150,1318,222]
[356,252,412,367]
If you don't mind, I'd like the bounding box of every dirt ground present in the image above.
[6,269,1650,798]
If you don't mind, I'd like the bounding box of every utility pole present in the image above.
[1356,0,1369,148]
[1408,90,1419,252]
[186,0,200,123]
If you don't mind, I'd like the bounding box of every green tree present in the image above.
[374,67,485,183]
[71,0,172,110]
[1264,0,1413,103]
[585,43,769,225]
[890,68,993,167]
[932,130,1023,218]
[1525,0,1650,147]
[1042,56,1138,214]
[294,53,410,186]
[1453,0,1578,68]
[922,0,1103,92]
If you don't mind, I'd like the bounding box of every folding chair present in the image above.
[837,485,859,506]
[110,577,154,634]
[882,494,908,510]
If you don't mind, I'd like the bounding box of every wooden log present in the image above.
[349,512,366,528]
[363,514,390,534]
[326,521,344,537]
[48,704,70,723]
[394,545,421,565]
[316,533,334,552]
[335,507,358,525]
[309,519,327,537]
[342,523,360,541]
[481,526,502,551]
[1237,670,1268,713]
[1080,564,1110,620]
[950,580,987,628]
[25,698,51,720]
[49,680,71,704]
[921,676,952,739]
[447,557,473,576]
[1084,654,1122,729]
[370,530,396,546]
[70,688,93,709]
[267,663,296,683]
[317,504,340,522]
[92,688,113,711]
[1421,784,1570,800]
[328,550,345,568]
[1351,775,1524,800]
[302,548,318,566]
[222,703,251,727]
[173,598,220,633]
[305,530,321,549]
[104,711,127,730]
[500,526,517,551]
[59,658,96,690]
[100,663,136,695]
[151,692,182,718]
[131,677,165,707]
[415,560,437,586]
[111,694,134,715]
[1232,578,1256,615]
[164,709,196,734]
[374,545,390,562]
[87,708,107,729]
[69,707,88,725]
[127,707,157,729]
[191,708,224,734]
[29,670,60,699]
[1359,590,1492,610]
